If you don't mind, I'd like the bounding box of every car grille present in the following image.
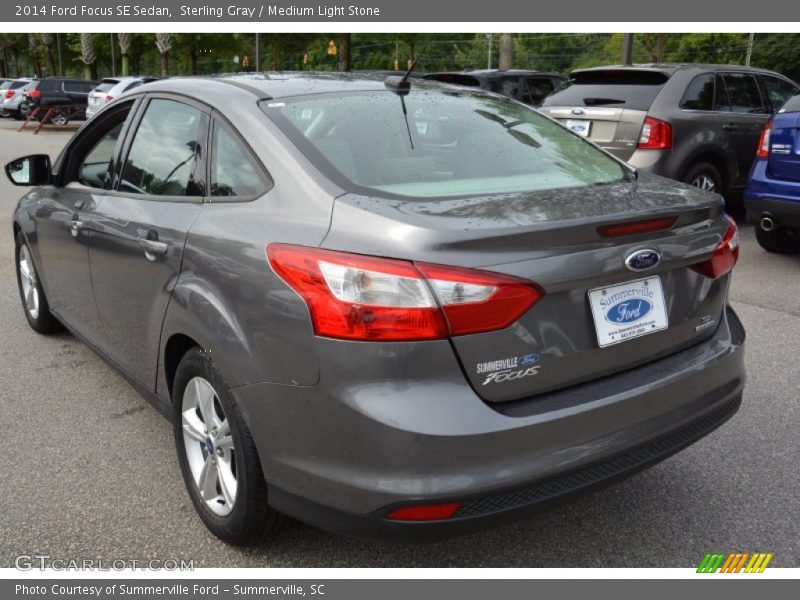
[454,395,741,518]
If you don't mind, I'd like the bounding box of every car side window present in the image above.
[120,99,205,197]
[680,73,715,111]
[520,78,555,105]
[78,122,125,189]
[761,76,799,111]
[210,120,271,197]
[720,73,766,114]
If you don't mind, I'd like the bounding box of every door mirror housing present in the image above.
[5,154,52,186]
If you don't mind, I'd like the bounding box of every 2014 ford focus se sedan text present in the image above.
[7,73,745,544]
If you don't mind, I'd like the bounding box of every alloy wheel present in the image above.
[691,174,716,191]
[18,245,40,320]
[181,376,238,516]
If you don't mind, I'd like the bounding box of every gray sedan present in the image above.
[6,73,745,545]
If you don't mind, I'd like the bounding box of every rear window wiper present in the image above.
[583,97,626,106]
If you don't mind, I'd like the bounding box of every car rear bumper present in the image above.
[233,306,745,541]
[745,160,800,227]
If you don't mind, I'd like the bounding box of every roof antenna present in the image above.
[385,38,431,96]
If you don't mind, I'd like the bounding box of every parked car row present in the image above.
[0,75,157,124]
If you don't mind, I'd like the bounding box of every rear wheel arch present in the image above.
[164,334,201,399]
[681,151,729,192]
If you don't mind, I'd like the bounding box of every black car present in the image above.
[423,69,567,106]
[540,64,800,204]
[23,77,99,125]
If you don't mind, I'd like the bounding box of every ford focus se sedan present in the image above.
[7,73,745,544]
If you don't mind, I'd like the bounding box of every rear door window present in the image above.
[760,76,799,111]
[680,73,715,111]
[541,69,669,110]
[720,73,767,114]
[120,98,205,197]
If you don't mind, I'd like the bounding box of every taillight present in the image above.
[4,90,14,99]
[105,94,114,102]
[266,244,542,342]
[756,119,772,159]
[28,89,41,98]
[386,502,461,521]
[693,216,739,279]
[637,116,672,150]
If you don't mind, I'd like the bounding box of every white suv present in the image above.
[86,76,157,119]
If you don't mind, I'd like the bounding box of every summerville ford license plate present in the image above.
[588,276,669,348]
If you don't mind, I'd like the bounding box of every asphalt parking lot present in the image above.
[0,118,797,568]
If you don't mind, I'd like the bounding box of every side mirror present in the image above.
[5,154,51,186]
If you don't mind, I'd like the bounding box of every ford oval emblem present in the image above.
[571,107,585,115]
[605,299,652,325]
[625,249,661,272]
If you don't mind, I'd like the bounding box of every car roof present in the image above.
[571,63,785,77]
[129,72,467,103]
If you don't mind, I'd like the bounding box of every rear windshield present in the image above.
[542,69,670,111]
[262,90,626,199]
[10,80,28,89]
[94,82,117,93]
[780,94,800,113]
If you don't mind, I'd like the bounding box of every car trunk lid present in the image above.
[322,174,730,403]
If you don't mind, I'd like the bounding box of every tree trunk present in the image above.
[90,62,98,80]
[0,58,6,79]
[338,33,351,72]
[189,47,198,75]
[161,51,169,77]
[121,54,129,76]
[83,64,91,80]
[44,47,56,76]
[657,33,666,62]
[272,46,281,70]
[498,33,513,71]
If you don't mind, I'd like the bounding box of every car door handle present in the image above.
[722,123,740,131]
[138,236,168,258]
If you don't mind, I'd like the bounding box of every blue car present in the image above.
[745,94,800,253]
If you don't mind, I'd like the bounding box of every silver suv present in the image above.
[540,64,799,203]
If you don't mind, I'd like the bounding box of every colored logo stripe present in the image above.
[697,552,773,573]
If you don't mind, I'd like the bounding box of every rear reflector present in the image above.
[693,216,739,279]
[598,216,678,238]
[267,244,542,342]
[386,502,461,521]
[105,94,115,103]
[756,119,772,159]
[637,116,673,150]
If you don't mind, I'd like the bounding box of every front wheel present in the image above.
[173,348,288,544]
[15,232,63,334]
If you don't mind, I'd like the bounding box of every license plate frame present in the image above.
[588,276,669,348]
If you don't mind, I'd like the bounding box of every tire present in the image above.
[173,348,288,544]
[682,162,724,195]
[15,232,64,334]
[755,225,798,254]
[50,110,69,126]
[19,102,31,120]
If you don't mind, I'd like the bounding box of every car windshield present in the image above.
[262,90,626,199]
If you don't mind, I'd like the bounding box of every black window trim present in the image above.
[206,110,274,203]
[112,92,211,204]
[679,69,773,115]
[678,72,717,113]
[717,71,770,115]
